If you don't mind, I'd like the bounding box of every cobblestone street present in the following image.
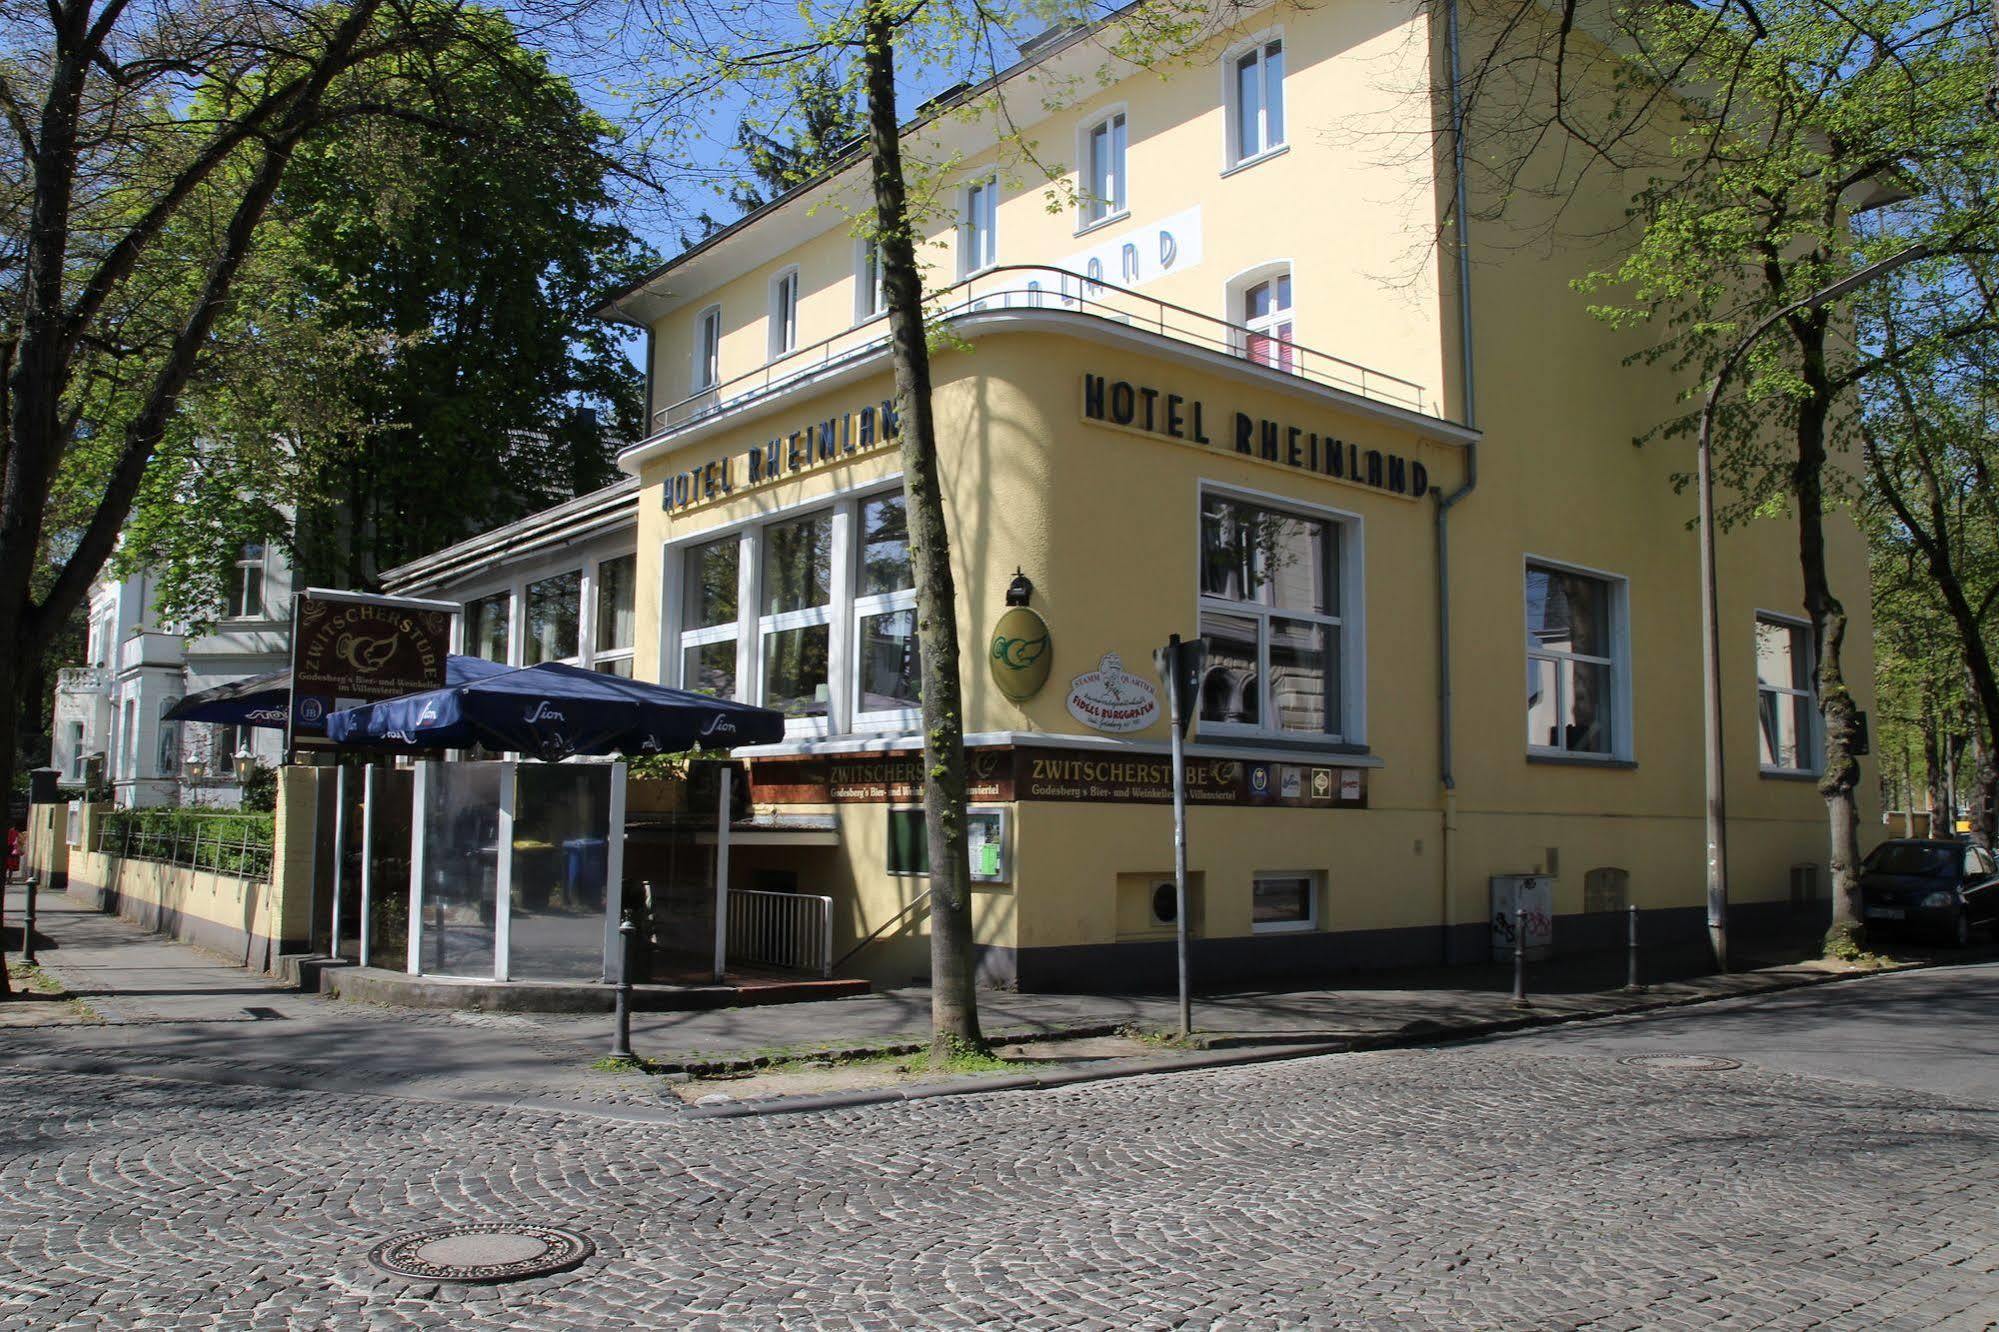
[5,1011,1999,1329]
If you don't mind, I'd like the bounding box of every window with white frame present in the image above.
[1081,110,1127,227]
[693,304,722,390]
[1237,268,1294,371]
[769,268,800,357]
[760,511,834,719]
[226,543,266,618]
[66,721,85,779]
[1756,614,1817,772]
[157,698,181,776]
[466,591,510,663]
[593,555,637,677]
[856,241,885,322]
[680,536,740,698]
[962,176,998,275]
[1525,562,1625,759]
[854,493,918,723]
[1228,36,1286,165]
[524,571,581,665]
[1197,491,1347,741]
[1252,871,1319,932]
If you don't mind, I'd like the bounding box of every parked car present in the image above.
[1858,839,1999,946]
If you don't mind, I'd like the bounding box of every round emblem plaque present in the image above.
[367,1223,595,1284]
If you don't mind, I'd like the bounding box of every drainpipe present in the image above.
[1436,0,1480,965]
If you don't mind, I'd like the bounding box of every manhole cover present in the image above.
[1618,1053,1742,1072]
[367,1223,594,1284]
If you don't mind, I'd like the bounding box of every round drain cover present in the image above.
[368,1223,594,1284]
[1618,1053,1742,1072]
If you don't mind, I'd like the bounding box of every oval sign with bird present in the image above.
[989,606,1052,703]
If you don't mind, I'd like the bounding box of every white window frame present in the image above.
[590,552,639,677]
[855,239,886,323]
[1251,870,1320,933]
[1755,610,1820,776]
[851,491,919,732]
[523,569,584,667]
[1524,554,1633,763]
[226,543,267,620]
[768,267,800,358]
[1222,29,1287,171]
[1077,106,1129,232]
[961,175,999,277]
[1194,481,1364,748]
[693,303,722,391]
[1226,261,1296,371]
[676,534,746,703]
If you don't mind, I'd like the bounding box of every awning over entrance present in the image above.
[164,655,510,728]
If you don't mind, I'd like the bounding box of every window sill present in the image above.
[960,262,999,282]
[1221,143,1289,179]
[1073,209,1130,238]
[1195,731,1369,758]
[1759,766,1823,782]
[1526,751,1637,770]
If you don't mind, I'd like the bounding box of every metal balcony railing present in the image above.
[726,887,835,978]
[648,264,1431,439]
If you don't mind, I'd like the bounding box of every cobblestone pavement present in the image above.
[5,1039,1998,1329]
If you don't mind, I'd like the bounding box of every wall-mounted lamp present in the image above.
[1005,568,1034,607]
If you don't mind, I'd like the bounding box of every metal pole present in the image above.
[1696,392,1732,975]
[1167,652,1193,1039]
[22,872,38,966]
[1511,903,1526,1006]
[1626,903,1642,992]
[712,764,733,983]
[610,916,636,1060]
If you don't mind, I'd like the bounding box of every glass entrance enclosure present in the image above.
[406,759,627,982]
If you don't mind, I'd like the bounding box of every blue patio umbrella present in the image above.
[324,661,786,758]
[165,655,511,730]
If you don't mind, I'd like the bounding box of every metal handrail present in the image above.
[830,887,932,976]
[725,887,835,978]
[647,262,1430,438]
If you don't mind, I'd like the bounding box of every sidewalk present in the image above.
[1,881,1968,1117]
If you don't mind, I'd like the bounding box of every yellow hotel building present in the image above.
[384,0,1876,990]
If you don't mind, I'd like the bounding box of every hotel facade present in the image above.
[384,0,1876,990]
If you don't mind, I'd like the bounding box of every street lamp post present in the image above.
[1695,245,1928,971]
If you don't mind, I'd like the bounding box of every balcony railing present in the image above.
[56,667,112,695]
[725,887,834,978]
[648,264,1431,439]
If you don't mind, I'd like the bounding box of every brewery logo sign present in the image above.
[1065,652,1160,733]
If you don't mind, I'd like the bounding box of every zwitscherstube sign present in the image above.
[291,590,453,735]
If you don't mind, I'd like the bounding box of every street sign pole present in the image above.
[1153,633,1205,1040]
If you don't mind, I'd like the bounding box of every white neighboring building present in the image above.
[51,542,292,808]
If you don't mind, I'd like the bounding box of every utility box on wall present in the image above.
[1491,874,1554,962]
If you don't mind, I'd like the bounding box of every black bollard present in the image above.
[1625,903,1642,992]
[22,872,38,966]
[1512,904,1528,1006]
[610,916,636,1061]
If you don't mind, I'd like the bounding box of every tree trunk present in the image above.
[860,3,985,1057]
[1924,703,1949,832]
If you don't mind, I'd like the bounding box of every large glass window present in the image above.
[760,512,833,717]
[227,543,266,618]
[1230,38,1286,164]
[466,591,510,663]
[593,554,636,676]
[1756,615,1816,772]
[963,177,998,275]
[680,537,740,698]
[1526,563,1622,758]
[1083,111,1127,226]
[524,571,581,665]
[855,493,918,720]
[1197,494,1342,739]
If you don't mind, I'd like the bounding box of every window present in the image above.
[854,493,918,723]
[524,571,581,665]
[888,807,1008,881]
[1240,269,1294,370]
[157,699,180,776]
[680,537,740,698]
[856,241,886,321]
[694,304,722,390]
[769,267,800,357]
[465,592,510,663]
[1252,872,1318,932]
[66,722,84,780]
[1081,111,1127,226]
[1197,493,1345,741]
[962,176,998,276]
[1228,37,1286,165]
[760,511,834,718]
[1756,615,1817,773]
[227,543,266,618]
[1525,562,1625,759]
[593,554,637,677]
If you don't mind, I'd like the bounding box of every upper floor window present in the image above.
[962,176,999,276]
[1756,614,1818,773]
[593,554,637,677]
[856,241,886,322]
[524,570,581,665]
[1198,491,1348,742]
[1082,110,1127,227]
[1239,269,1295,371]
[226,543,266,619]
[1228,37,1286,166]
[465,591,510,663]
[769,268,800,357]
[694,304,722,390]
[1526,561,1628,760]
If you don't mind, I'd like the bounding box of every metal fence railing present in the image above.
[97,815,273,883]
[726,888,834,979]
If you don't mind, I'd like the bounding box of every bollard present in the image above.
[22,872,38,966]
[1512,904,1527,1006]
[609,916,636,1061]
[1625,903,1643,992]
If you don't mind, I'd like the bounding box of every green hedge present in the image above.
[100,808,274,879]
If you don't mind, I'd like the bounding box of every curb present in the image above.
[677,955,1942,1119]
